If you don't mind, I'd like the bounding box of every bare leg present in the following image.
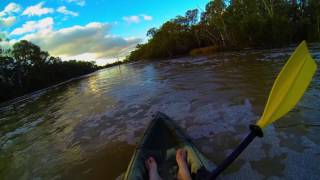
[176,149,192,180]
[145,157,162,180]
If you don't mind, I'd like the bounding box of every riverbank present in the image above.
[0,60,130,105]
[0,39,134,103]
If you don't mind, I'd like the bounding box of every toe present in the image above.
[149,157,155,163]
[145,156,158,169]
[176,149,186,158]
[145,157,153,170]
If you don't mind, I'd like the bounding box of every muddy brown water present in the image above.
[1,45,320,179]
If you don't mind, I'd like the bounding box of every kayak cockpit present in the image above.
[124,112,214,180]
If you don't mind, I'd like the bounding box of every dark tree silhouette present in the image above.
[0,40,99,102]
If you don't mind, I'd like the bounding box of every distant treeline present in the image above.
[0,40,98,102]
[128,0,320,60]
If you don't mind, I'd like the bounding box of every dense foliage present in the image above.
[0,40,98,102]
[128,0,320,60]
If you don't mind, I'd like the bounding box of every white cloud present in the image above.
[123,14,153,24]
[1,16,16,26]
[18,22,141,61]
[0,3,20,27]
[22,2,54,17]
[57,6,78,16]
[0,3,21,17]
[123,15,140,24]
[10,17,54,35]
[59,53,117,65]
[64,0,86,6]
[141,14,152,21]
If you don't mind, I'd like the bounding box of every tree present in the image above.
[146,28,158,38]
[127,0,320,60]
[185,9,199,26]
[0,40,98,102]
[12,40,49,67]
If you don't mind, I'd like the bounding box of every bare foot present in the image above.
[145,157,162,180]
[176,149,192,180]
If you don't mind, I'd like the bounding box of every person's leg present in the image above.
[176,149,192,180]
[145,157,162,180]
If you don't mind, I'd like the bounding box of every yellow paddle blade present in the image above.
[257,41,317,128]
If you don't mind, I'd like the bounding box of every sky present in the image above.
[0,0,209,65]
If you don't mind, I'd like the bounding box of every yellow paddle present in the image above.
[209,41,317,179]
[257,41,317,128]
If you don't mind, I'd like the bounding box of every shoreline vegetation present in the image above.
[127,0,320,60]
[0,39,126,103]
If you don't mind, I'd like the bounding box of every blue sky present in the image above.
[0,0,209,65]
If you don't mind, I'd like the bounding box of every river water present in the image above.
[0,45,320,180]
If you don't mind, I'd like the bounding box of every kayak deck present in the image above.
[124,112,214,180]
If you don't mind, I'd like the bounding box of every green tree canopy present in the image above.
[128,0,320,61]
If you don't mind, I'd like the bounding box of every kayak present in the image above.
[123,112,214,180]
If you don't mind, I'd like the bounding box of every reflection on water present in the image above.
[0,45,320,179]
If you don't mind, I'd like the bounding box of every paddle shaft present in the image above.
[209,125,263,179]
